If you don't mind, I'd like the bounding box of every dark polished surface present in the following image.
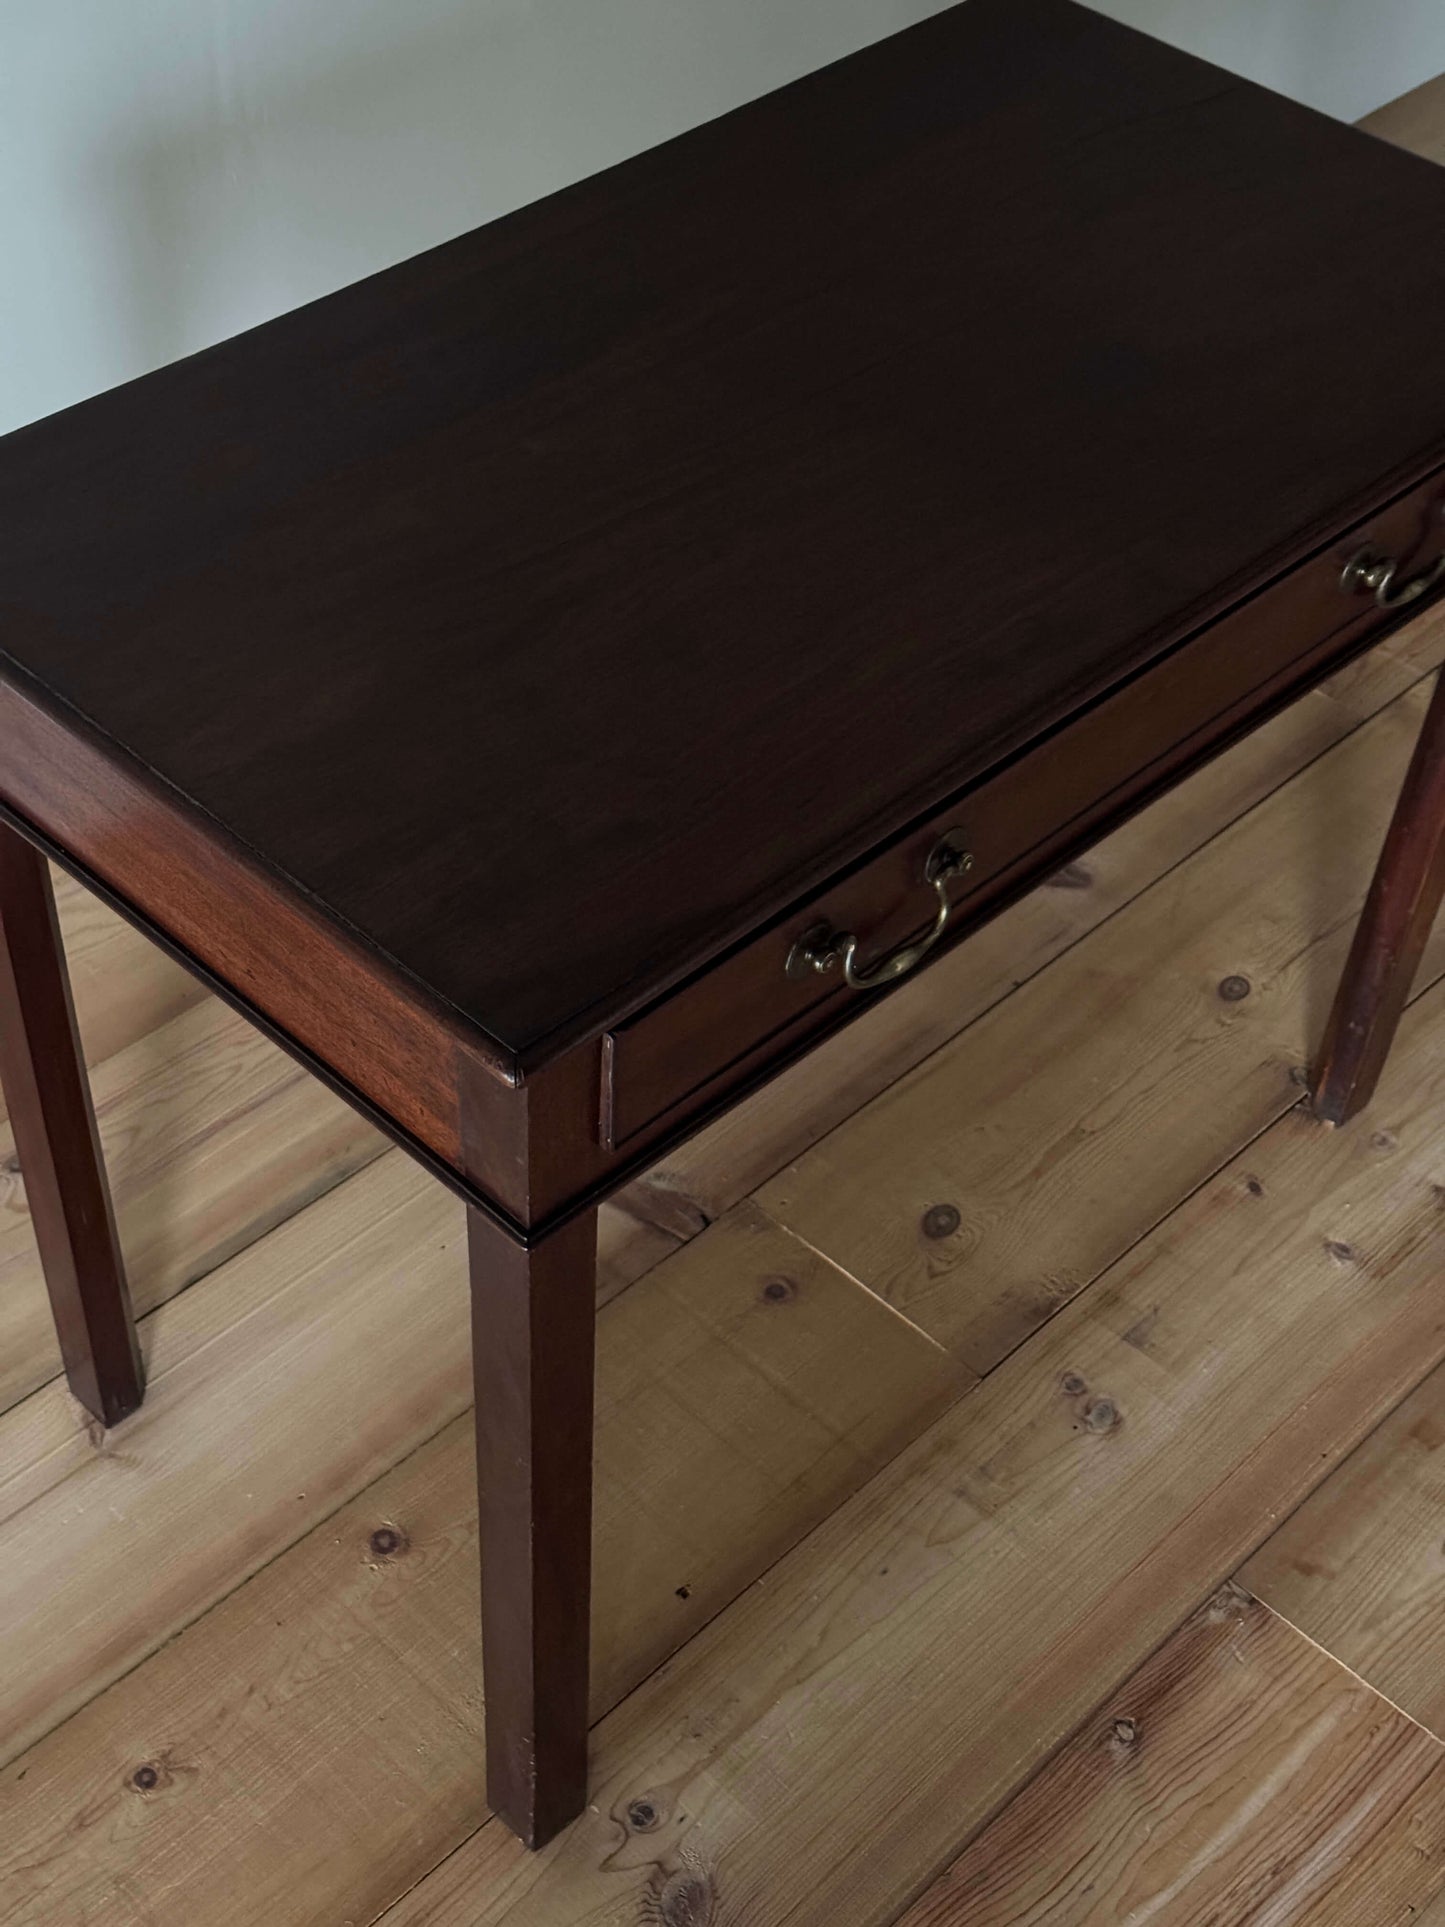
[0,823,142,1424]
[4,0,1445,1069]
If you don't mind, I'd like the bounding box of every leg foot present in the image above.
[0,824,141,1424]
[1314,669,1445,1124]
[469,1205,596,1848]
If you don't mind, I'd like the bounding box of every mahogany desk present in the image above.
[3,0,1445,1850]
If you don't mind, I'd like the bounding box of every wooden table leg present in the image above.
[0,822,143,1425]
[469,1204,597,1848]
[1313,668,1445,1124]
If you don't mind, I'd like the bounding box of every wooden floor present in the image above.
[6,82,1445,1927]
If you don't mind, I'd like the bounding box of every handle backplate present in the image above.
[786,830,974,991]
[1341,502,1445,610]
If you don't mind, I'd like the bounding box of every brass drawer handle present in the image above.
[786,830,973,990]
[1341,508,1445,610]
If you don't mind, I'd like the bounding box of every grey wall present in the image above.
[1103,0,1445,125]
[3,0,1443,439]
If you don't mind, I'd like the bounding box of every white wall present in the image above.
[3,0,1443,440]
[1102,0,1445,127]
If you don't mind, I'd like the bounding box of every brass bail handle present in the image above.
[786,830,974,991]
[1341,501,1445,611]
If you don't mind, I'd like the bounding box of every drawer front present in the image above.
[601,473,1445,1150]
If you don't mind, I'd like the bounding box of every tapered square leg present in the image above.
[469,1204,597,1848]
[1314,668,1445,1124]
[0,823,142,1425]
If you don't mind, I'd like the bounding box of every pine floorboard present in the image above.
[3,89,1445,1920]
[1,615,1442,1922]
[894,1586,1443,1926]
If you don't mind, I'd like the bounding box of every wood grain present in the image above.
[8,632,1445,1919]
[0,823,141,1425]
[0,681,491,1168]
[1291,1760,1445,1925]
[469,1206,598,1847]
[50,867,205,1074]
[6,606,1441,1403]
[5,3,1445,1068]
[599,487,1441,1156]
[375,971,1445,1927]
[0,1153,474,1767]
[19,625,1429,1383]
[760,673,1445,1371]
[0,1201,965,1922]
[0,972,676,1423]
[0,995,386,1419]
[19,603,1431,1349]
[629,606,1445,1240]
[895,1585,1441,1925]
[2,44,1445,1918]
[1314,666,1445,1121]
[1243,1362,1445,1740]
[0,864,204,1138]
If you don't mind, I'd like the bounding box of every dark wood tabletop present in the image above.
[9,0,1445,1857]
[4,0,1445,1079]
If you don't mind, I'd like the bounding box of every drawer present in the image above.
[600,472,1445,1151]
